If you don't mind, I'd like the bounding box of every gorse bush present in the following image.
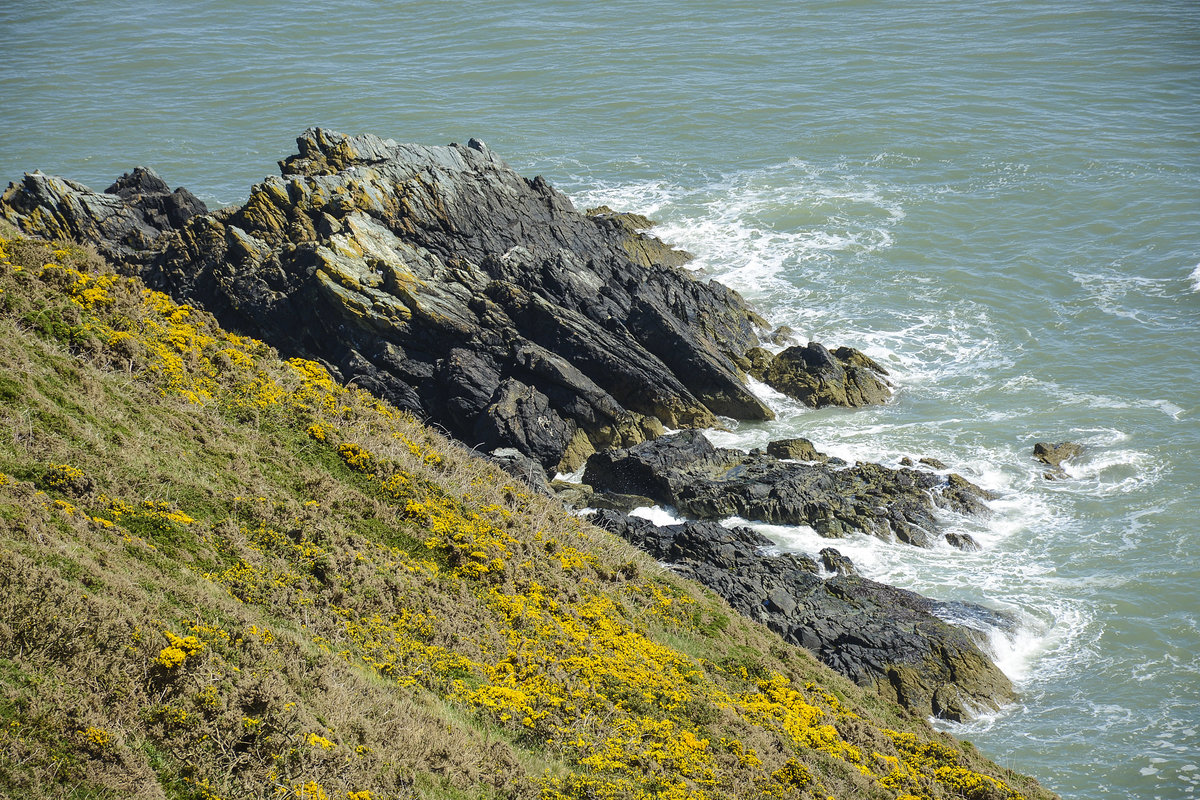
[0,229,1054,800]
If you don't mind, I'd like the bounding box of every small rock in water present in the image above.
[1033,440,1083,479]
[945,531,981,551]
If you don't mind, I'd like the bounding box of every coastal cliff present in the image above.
[0,227,1055,799]
[1,131,1014,724]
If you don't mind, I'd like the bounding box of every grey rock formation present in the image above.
[0,167,205,263]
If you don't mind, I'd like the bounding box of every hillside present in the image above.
[0,226,1056,799]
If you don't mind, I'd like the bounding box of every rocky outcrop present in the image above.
[584,431,994,548]
[765,437,829,462]
[747,342,891,408]
[591,509,1015,720]
[2,129,803,473]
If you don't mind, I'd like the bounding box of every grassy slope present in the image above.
[0,226,1055,800]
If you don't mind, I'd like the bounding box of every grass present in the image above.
[0,229,1057,800]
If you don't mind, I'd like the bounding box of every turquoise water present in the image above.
[3,1,1198,796]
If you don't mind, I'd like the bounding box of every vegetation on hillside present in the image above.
[0,227,1054,800]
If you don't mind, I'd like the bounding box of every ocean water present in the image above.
[2,1,1198,797]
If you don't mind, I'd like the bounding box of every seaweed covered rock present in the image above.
[590,510,1016,720]
[584,431,994,548]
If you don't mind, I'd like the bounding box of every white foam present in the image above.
[566,158,905,317]
[553,465,586,483]
[1150,399,1186,420]
[628,505,685,526]
[1054,447,1164,497]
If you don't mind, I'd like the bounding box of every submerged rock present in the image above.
[590,509,1015,720]
[584,431,994,548]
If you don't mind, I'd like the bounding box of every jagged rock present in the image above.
[0,167,205,264]
[584,431,995,548]
[819,548,856,576]
[1,129,790,472]
[485,447,553,496]
[748,342,891,408]
[0,129,911,471]
[590,509,1015,720]
[584,205,691,268]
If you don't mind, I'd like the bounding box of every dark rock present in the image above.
[766,437,826,462]
[590,509,1015,720]
[748,342,891,408]
[105,167,208,232]
[919,456,948,470]
[584,431,996,548]
[945,532,981,551]
[474,379,577,470]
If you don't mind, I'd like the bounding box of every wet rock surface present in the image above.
[591,509,1015,720]
[584,430,995,548]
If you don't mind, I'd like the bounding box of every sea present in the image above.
[2,1,1197,797]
